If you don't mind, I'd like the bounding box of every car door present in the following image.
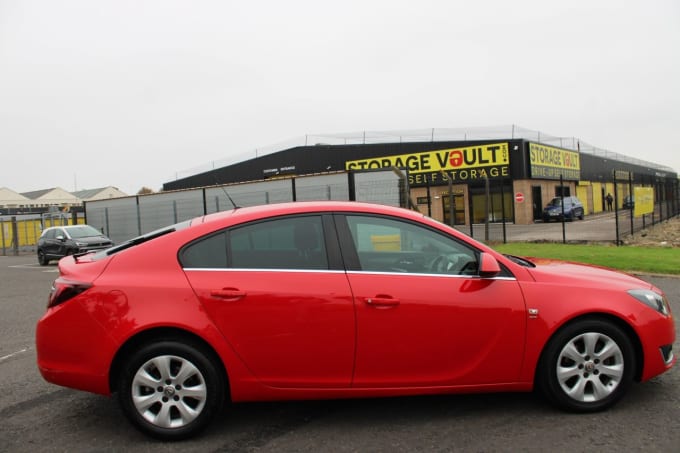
[44,228,64,257]
[181,214,356,388]
[336,214,527,388]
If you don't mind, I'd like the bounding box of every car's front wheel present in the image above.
[117,340,224,440]
[538,318,635,412]
[37,249,49,266]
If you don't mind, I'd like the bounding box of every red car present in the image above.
[36,201,675,440]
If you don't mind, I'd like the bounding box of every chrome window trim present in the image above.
[183,267,346,274]
[346,270,516,280]
[183,268,517,280]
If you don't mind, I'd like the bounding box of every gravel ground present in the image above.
[625,217,680,247]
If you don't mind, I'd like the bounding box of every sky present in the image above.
[1,0,679,196]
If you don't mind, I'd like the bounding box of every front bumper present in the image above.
[639,313,676,381]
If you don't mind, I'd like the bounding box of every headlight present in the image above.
[75,241,87,246]
[628,289,670,316]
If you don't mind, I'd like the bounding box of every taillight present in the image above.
[47,278,92,308]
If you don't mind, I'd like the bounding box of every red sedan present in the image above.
[36,201,675,440]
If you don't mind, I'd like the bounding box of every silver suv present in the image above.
[37,225,113,265]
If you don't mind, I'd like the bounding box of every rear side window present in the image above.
[230,216,328,270]
[181,232,228,268]
[180,215,329,270]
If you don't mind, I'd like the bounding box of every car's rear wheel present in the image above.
[538,319,635,412]
[38,249,49,266]
[117,340,224,440]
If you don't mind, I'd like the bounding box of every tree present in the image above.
[137,187,154,195]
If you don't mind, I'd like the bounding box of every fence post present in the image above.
[500,176,507,244]
[1,219,5,256]
[628,173,634,236]
[11,216,19,256]
[614,177,620,245]
[560,175,566,244]
[348,172,356,201]
[23,217,28,249]
[136,196,142,236]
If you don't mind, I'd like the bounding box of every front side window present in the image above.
[345,215,478,275]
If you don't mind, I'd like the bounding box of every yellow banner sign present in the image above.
[345,143,509,174]
[633,187,654,217]
[529,143,580,180]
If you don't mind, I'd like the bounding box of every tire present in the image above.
[537,319,635,412]
[117,340,224,440]
[38,249,49,266]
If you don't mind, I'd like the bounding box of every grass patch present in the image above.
[492,243,680,275]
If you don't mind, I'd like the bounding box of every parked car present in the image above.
[542,196,585,222]
[37,225,113,265]
[623,196,635,209]
[36,201,675,440]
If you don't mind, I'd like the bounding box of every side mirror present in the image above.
[56,235,65,242]
[479,252,501,278]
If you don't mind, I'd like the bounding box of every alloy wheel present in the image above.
[131,354,208,429]
[556,332,624,403]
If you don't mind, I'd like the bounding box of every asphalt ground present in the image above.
[1,254,678,452]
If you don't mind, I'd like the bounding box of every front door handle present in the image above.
[364,296,400,308]
[210,288,246,301]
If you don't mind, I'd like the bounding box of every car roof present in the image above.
[198,201,426,225]
[187,202,438,234]
[43,225,100,232]
[45,225,89,229]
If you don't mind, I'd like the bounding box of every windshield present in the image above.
[66,225,104,238]
[547,198,563,207]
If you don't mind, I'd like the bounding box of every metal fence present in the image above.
[84,170,405,245]
[3,169,678,256]
[1,213,86,255]
[455,201,679,245]
[83,168,680,247]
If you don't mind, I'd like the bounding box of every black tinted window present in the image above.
[180,232,228,268]
[229,216,328,270]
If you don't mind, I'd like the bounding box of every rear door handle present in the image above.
[210,288,246,301]
[364,296,400,308]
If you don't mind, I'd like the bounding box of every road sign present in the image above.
[515,192,525,203]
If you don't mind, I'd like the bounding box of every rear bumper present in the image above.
[36,299,117,396]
